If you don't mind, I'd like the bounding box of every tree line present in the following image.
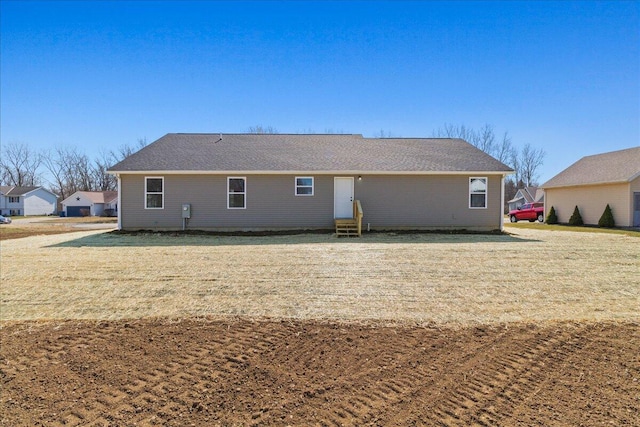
[0,139,147,201]
[2,124,545,204]
[431,124,546,207]
[250,123,547,189]
[432,123,545,187]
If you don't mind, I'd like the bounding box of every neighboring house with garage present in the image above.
[541,146,640,227]
[0,186,58,216]
[507,186,544,212]
[108,133,513,232]
[62,191,118,217]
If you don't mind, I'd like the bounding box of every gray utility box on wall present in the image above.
[182,204,191,219]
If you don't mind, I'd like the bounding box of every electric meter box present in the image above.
[182,204,191,219]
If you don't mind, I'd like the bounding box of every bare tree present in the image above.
[519,143,546,187]
[92,149,117,191]
[41,146,94,199]
[110,138,148,162]
[0,142,41,186]
[0,164,10,186]
[42,147,71,200]
[435,123,476,143]
[432,123,545,210]
[434,123,515,165]
[494,131,515,165]
[374,129,399,138]
[247,125,278,134]
[41,139,147,198]
[71,150,93,192]
[509,148,522,186]
[474,124,496,154]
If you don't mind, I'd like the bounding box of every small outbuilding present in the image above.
[62,191,118,217]
[541,147,640,227]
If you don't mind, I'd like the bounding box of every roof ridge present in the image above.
[171,132,364,136]
[582,146,640,158]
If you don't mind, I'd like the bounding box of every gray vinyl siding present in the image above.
[355,175,502,229]
[120,174,504,230]
[120,174,335,230]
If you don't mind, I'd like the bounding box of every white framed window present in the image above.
[295,177,314,196]
[228,177,246,209]
[8,196,19,203]
[145,177,164,209]
[469,177,487,209]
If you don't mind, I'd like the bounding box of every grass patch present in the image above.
[36,217,117,224]
[505,221,640,237]
[0,225,77,241]
[1,228,638,324]
[0,217,117,241]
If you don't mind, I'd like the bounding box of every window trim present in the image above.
[227,176,246,209]
[145,176,164,209]
[295,176,314,196]
[469,177,488,209]
[8,196,20,203]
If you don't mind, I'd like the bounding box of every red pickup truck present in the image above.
[509,202,545,223]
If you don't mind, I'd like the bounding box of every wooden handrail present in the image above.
[354,200,363,236]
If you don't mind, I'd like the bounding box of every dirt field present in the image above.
[1,319,638,426]
[1,227,639,425]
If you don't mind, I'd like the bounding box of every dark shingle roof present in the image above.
[0,186,41,195]
[108,133,513,174]
[542,147,640,189]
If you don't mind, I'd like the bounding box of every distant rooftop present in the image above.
[542,146,640,188]
[0,186,45,196]
[63,191,118,204]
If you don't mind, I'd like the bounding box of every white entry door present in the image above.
[334,177,354,219]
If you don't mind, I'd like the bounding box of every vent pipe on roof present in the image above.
[214,134,222,143]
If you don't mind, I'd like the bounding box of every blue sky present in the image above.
[1,0,638,183]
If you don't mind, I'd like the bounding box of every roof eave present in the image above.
[542,179,633,189]
[108,169,514,176]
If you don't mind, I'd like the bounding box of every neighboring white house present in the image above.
[61,191,118,217]
[0,186,58,216]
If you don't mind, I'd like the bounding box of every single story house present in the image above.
[507,186,544,212]
[541,146,640,227]
[61,191,118,217]
[107,133,514,232]
[0,186,58,216]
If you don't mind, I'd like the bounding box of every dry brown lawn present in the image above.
[2,227,639,426]
[0,217,116,241]
[1,227,638,324]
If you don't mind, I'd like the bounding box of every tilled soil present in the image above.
[1,319,638,426]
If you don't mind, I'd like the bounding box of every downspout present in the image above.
[117,174,122,230]
[500,175,506,231]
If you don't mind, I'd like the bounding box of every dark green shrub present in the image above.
[568,205,584,226]
[598,204,615,228]
[546,206,558,224]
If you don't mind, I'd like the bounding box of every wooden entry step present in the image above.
[335,200,364,237]
[335,218,360,236]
